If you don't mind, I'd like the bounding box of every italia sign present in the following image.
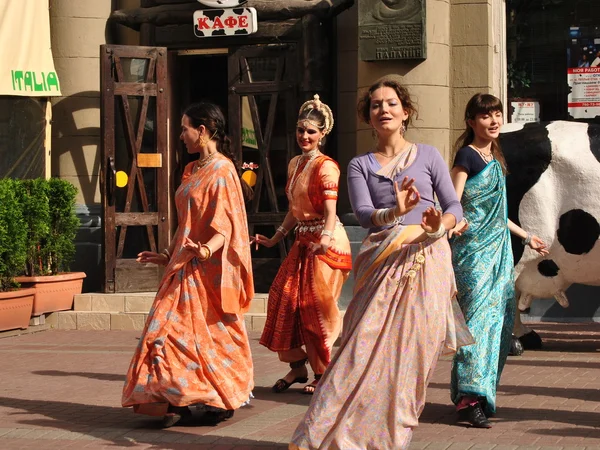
[11,70,60,93]
[193,8,258,38]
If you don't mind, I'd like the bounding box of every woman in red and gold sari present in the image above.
[254,95,352,395]
[122,102,254,428]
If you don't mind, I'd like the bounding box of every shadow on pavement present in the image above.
[505,359,600,369]
[418,400,600,430]
[251,386,312,406]
[0,395,288,448]
[428,381,600,404]
[526,426,600,439]
[31,370,126,382]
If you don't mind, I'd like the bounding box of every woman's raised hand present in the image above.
[250,233,276,249]
[394,176,420,217]
[421,207,443,233]
[136,251,168,266]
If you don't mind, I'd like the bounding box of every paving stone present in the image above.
[90,295,125,312]
[74,294,92,311]
[124,296,154,313]
[57,311,77,330]
[2,324,600,449]
[76,312,111,330]
[110,313,147,331]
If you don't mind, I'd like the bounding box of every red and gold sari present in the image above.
[259,155,352,375]
[122,154,254,416]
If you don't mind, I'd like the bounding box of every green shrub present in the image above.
[46,178,79,274]
[0,179,27,291]
[19,179,51,276]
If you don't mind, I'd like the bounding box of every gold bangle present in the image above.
[160,249,171,261]
[200,243,213,261]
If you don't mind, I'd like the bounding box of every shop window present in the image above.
[507,0,600,122]
[0,96,46,178]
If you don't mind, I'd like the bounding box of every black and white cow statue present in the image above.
[500,121,600,353]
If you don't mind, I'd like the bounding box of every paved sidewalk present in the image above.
[1,323,600,449]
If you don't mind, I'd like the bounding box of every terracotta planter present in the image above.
[15,272,86,316]
[0,288,35,331]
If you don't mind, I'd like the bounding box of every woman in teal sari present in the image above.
[448,94,549,428]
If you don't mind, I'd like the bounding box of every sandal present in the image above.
[302,374,322,395]
[272,358,309,393]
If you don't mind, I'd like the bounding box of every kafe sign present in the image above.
[193,8,258,38]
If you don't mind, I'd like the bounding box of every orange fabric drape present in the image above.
[260,155,351,374]
[122,154,254,416]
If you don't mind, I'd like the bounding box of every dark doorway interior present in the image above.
[177,53,229,172]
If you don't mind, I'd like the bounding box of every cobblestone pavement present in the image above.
[1,323,600,449]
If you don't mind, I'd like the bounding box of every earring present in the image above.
[399,124,406,135]
[197,134,208,148]
[318,139,323,147]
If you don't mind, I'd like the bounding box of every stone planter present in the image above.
[15,272,86,316]
[0,288,35,331]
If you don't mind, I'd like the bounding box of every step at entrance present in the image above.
[47,293,269,332]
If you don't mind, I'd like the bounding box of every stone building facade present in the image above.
[48,0,504,292]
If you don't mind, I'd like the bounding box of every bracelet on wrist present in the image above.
[160,248,171,261]
[426,223,446,239]
[276,225,289,237]
[320,229,334,239]
[199,243,213,261]
[522,232,532,246]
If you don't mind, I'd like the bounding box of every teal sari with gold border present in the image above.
[450,159,515,415]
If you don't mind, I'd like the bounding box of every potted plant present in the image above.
[15,178,86,315]
[0,178,35,331]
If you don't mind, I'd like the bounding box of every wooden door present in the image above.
[100,45,169,293]
[227,44,299,289]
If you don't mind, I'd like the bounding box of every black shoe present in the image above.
[200,409,234,426]
[509,334,524,356]
[520,330,543,350]
[162,405,192,428]
[458,403,492,428]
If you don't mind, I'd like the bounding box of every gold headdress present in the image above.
[297,94,334,136]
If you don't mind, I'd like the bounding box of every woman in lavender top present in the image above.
[290,77,473,450]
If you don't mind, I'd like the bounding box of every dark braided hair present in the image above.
[297,107,328,148]
[183,102,253,201]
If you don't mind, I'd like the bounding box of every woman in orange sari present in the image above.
[122,102,254,428]
[254,95,352,395]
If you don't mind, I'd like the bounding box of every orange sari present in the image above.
[259,155,352,375]
[122,154,254,416]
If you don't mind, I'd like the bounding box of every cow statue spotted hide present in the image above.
[500,121,600,352]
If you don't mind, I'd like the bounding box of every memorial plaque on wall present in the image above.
[359,0,426,61]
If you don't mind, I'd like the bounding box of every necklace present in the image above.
[286,149,321,197]
[194,151,217,172]
[470,144,493,163]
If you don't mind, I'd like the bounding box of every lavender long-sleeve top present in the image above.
[347,144,463,234]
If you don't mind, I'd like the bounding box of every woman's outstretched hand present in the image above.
[421,207,443,233]
[250,234,276,250]
[136,251,168,266]
[394,176,420,217]
[529,235,549,256]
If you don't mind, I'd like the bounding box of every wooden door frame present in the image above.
[227,44,299,260]
[100,44,170,293]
